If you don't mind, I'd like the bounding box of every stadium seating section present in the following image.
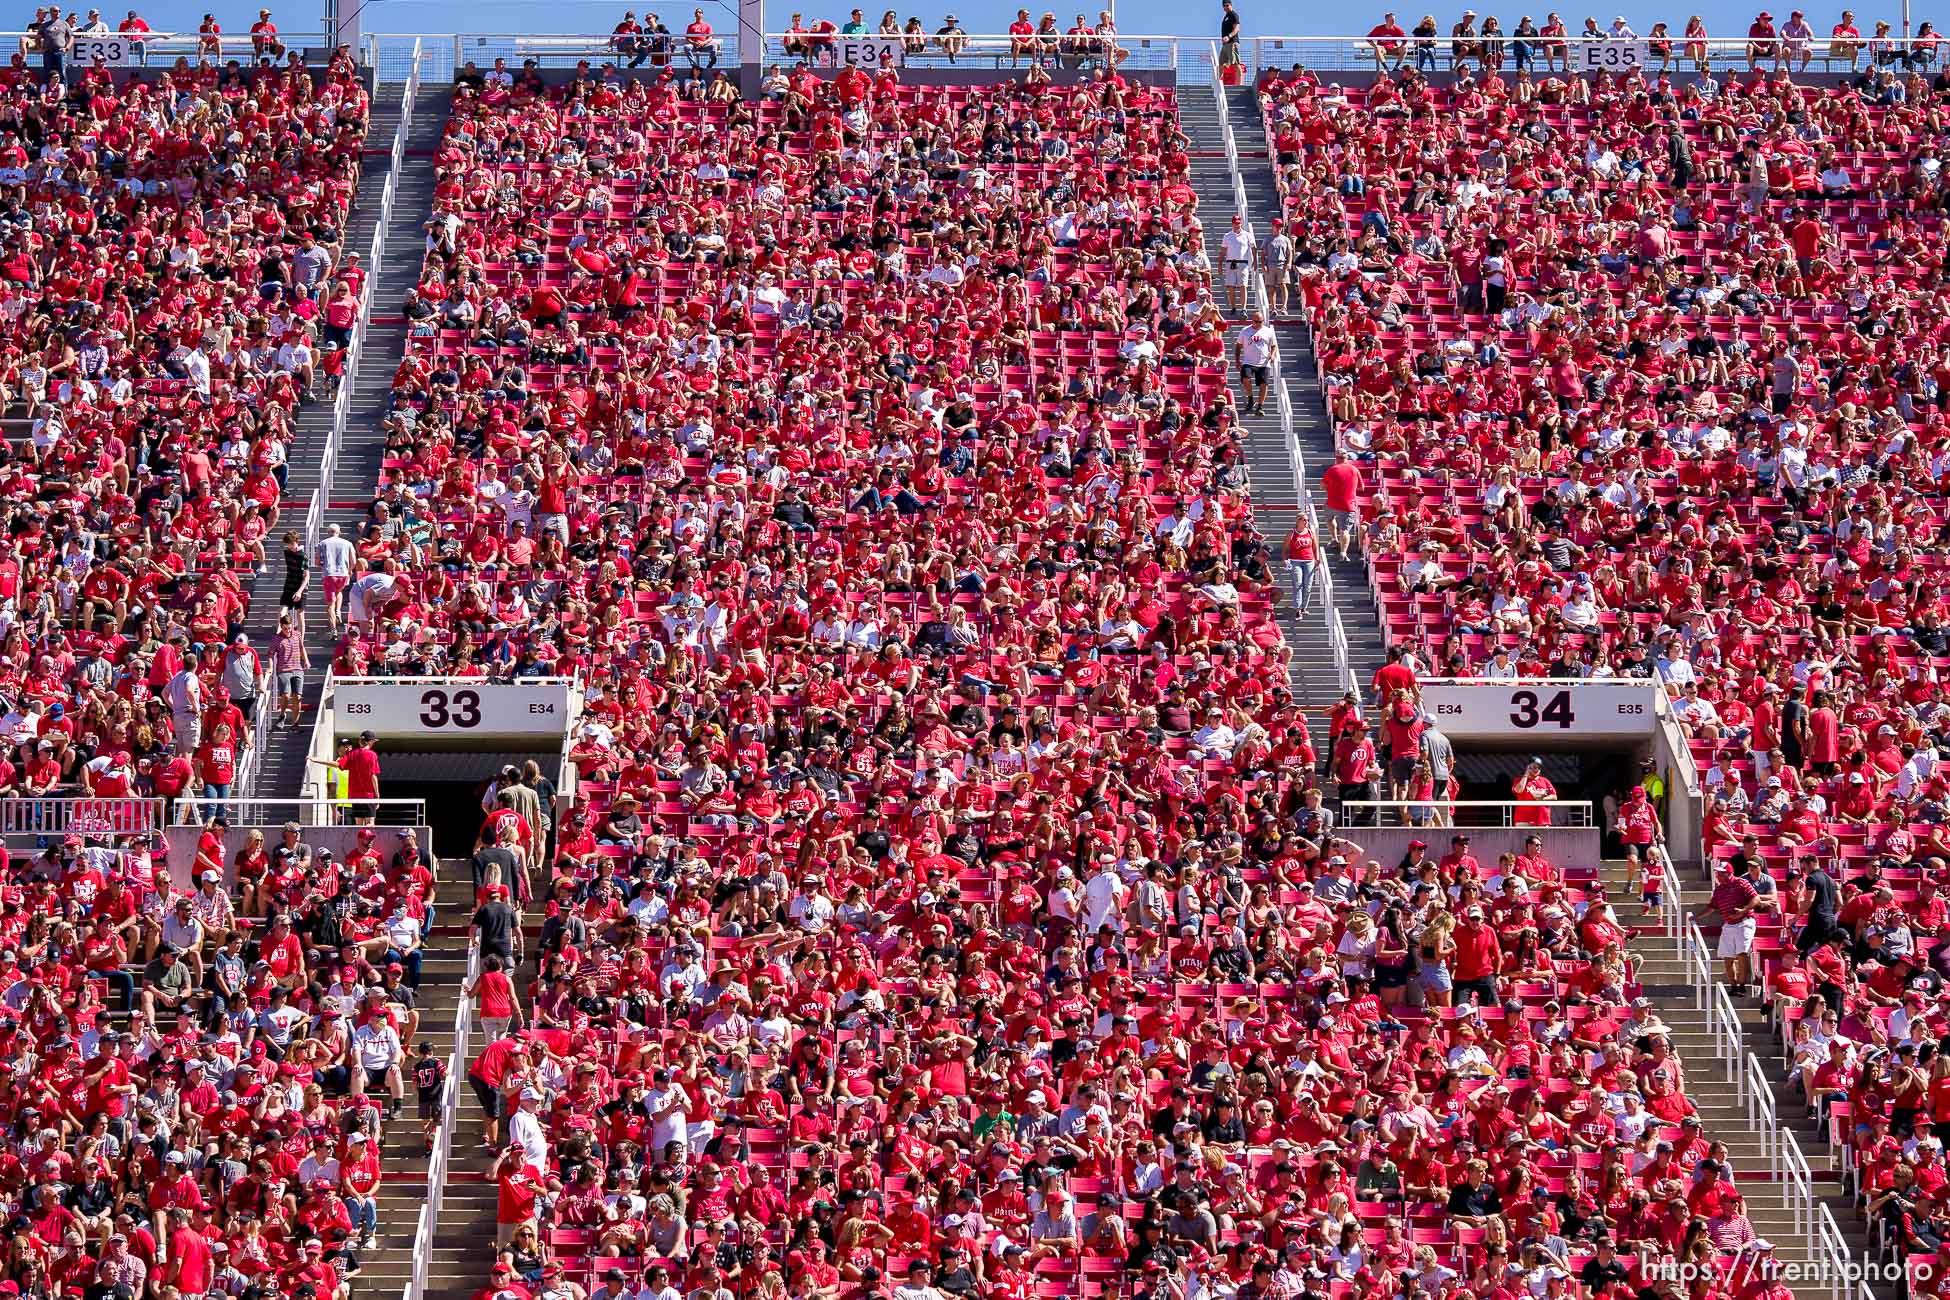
[1260,55,1950,1283]
[342,62,1731,1300]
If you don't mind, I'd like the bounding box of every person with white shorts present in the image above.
[1221,214,1256,314]
[1698,859,1764,995]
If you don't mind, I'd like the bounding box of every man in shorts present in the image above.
[1320,449,1362,560]
[1698,858,1761,995]
[1234,309,1276,417]
[1263,218,1295,314]
[1221,214,1256,314]
[314,522,354,632]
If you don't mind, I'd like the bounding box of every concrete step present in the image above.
[1603,859,1897,1300]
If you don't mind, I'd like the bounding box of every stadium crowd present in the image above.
[1259,10,1950,1294]
[0,29,466,1300]
[210,38,1781,1300]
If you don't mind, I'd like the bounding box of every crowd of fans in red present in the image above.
[0,43,370,813]
[0,40,467,1300]
[1260,20,1950,1296]
[269,46,1746,1300]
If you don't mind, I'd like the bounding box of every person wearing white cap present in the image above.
[509,1087,551,1169]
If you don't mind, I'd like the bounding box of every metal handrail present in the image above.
[170,796,429,826]
[403,910,478,1300]
[1658,857,1686,955]
[0,796,163,838]
[1208,43,1358,702]
[305,37,422,559]
[1338,798,1596,826]
[1245,31,1945,78]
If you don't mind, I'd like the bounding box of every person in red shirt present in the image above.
[1331,719,1379,822]
[1511,758,1558,827]
[1451,907,1502,1006]
[332,730,382,825]
[1746,11,1778,69]
[495,1146,547,1247]
[1007,7,1036,59]
[683,7,716,70]
[1321,450,1362,559]
[1365,11,1408,68]
[163,1209,214,1295]
[194,722,237,823]
[248,8,283,59]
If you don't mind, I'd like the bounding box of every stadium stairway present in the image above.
[416,927,538,1300]
[244,83,454,798]
[360,869,476,1300]
[1600,861,1888,1300]
[1180,86,1388,711]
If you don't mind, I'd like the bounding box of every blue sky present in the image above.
[124,0,1934,40]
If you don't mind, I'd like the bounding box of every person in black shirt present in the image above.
[1578,1239,1632,1293]
[934,1247,977,1298]
[473,886,521,966]
[854,808,891,863]
[472,840,519,895]
[1218,0,1241,67]
[1780,689,1809,769]
[1797,859,1844,954]
[411,1040,446,1155]
[1201,1096,1246,1145]
[1445,1161,1502,1223]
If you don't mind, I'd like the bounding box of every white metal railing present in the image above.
[1243,32,1947,79]
[1681,919,1716,1016]
[404,933,476,1300]
[322,29,1950,84]
[1677,913,1863,1291]
[760,30,1179,75]
[305,37,423,562]
[1339,798,1596,827]
[3,29,332,67]
[1208,41,1357,702]
[170,796,429,826]
[0,797,162,838]
[1654,855,1686,955]
[1746,1050,1780,1183]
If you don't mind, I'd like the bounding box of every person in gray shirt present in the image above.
[1420,724,1456,824]
[35,9,71,82]
[292,238,333,297]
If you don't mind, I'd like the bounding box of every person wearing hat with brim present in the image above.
[1331,714,1380,825]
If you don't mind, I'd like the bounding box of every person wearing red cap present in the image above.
[1746,9,1778,67]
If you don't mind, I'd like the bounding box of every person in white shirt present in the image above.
[644,1069,704,1155]
[1080,857,1126,934]
[1192,705,1240,758]
[1235,310,1277,415]
[509,1089,551,1168]
[315,523,356,631]
[1220,214,1256,312]
[352,1012,405,1114]
[787,876,834,932]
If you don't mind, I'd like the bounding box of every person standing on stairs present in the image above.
[279,529,310,643]
[315,523,355,634]
[273,612,308,732]
[1281,522,1315,613]
[1698,857,1763,996]
[1235,309,1276,417]
[1321,451,1362,561]
[1221,215,1256,315]
[1263,219,1294,316]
